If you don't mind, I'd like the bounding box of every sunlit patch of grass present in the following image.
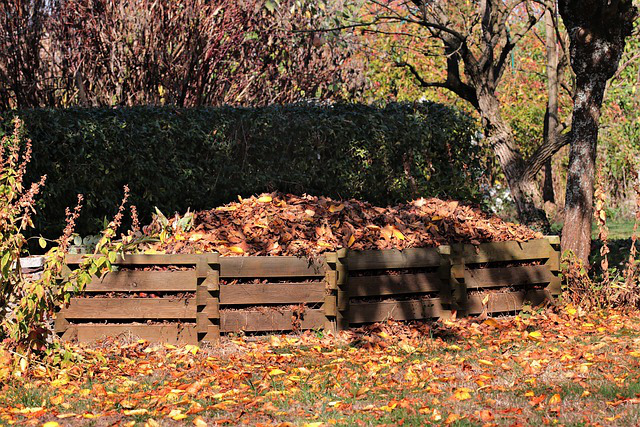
[2,382,53,408]
[595,379,640,400]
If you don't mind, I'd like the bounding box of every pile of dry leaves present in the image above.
[141,193,542,257]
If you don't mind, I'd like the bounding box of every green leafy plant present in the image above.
[0,117,144,351]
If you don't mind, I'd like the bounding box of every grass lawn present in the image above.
[594,220,637,240]
[2,306,640,426]
[549,219,636,241]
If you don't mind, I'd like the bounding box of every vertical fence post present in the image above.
[196,254,220,344]
[544,235,562,296]
[323,255,338,332]
[451,243,467,317]
[335,248,349,331]
[437,245,454,320]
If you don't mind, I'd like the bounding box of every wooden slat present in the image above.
[219,257,325,278]
[467,289,550,314]
[464,265,554,289]
[346,248,442,271]
[323,296,337,316]
[71,324,198,345]
[462,239,554,264]
[218,283,325,305]
[349,298,444,323]
[84,271,196,292]
[348,273,442,297]
[66,253,219,266]
[61,298,196,320]
[220,309,325,332]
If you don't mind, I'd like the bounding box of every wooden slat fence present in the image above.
[57,237,561,344]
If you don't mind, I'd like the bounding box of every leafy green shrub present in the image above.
[1,103,484,237]
[0,118,138,351]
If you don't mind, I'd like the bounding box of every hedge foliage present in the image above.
[1,103,484,237]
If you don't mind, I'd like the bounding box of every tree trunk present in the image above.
[559,0,637,264]
[478,91,549,230]
[542,9,559,205]
[561,76,606,262]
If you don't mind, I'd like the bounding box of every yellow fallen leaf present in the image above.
[42,423,61,427]
[168,409,187,421]
[329,204,344,213]
[452,388,472,401]
[392,227,405,240]
[124,409,148,416]
[445,413,461,424]
[565,305,577,316]
[483,318,499,328]
[228,246,245,254]
[528,331,543,341]
[56,414,77,419]
[193,416,208,427]
[347,235,356,247]
[188,232,205,242]
[478,359,493,366]
[304,209,315,216]
[302,423,324,427]
[50,395,64,405]
[269,368,286,376]
[628,351,640,358]
[549,393,562,405]
[258,195,272,203]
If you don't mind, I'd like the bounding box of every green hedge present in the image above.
[1,103,484,237]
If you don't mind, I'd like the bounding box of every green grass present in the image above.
[550,219,636,240]
[595,219,636,240]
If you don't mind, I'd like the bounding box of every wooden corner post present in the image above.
[323,255,338,332]
[327,248,349,331]
[436,245,453,320]
[544,235,562,296]
[450,244,467,317]
[196,254,220,344]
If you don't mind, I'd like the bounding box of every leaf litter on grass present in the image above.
[2,306,640,426]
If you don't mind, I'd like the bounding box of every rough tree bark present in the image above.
[559,0,637,264]
[543,8,559,204]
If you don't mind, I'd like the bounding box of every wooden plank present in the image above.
[219,283,326,305]
[346,248,442,271]
[84,271,196,292]
[462,239,554,264]
[464,265,554,289]
[348,272,442,297]
[66,253,219,266]
[220,309,325,332]
[219,257,325,278]
[349,298,444,323]
[466,289,550,314]
[323,296,337,316]
[54,315,69,333]
[61,298,196,320]
[72,324,198,345]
